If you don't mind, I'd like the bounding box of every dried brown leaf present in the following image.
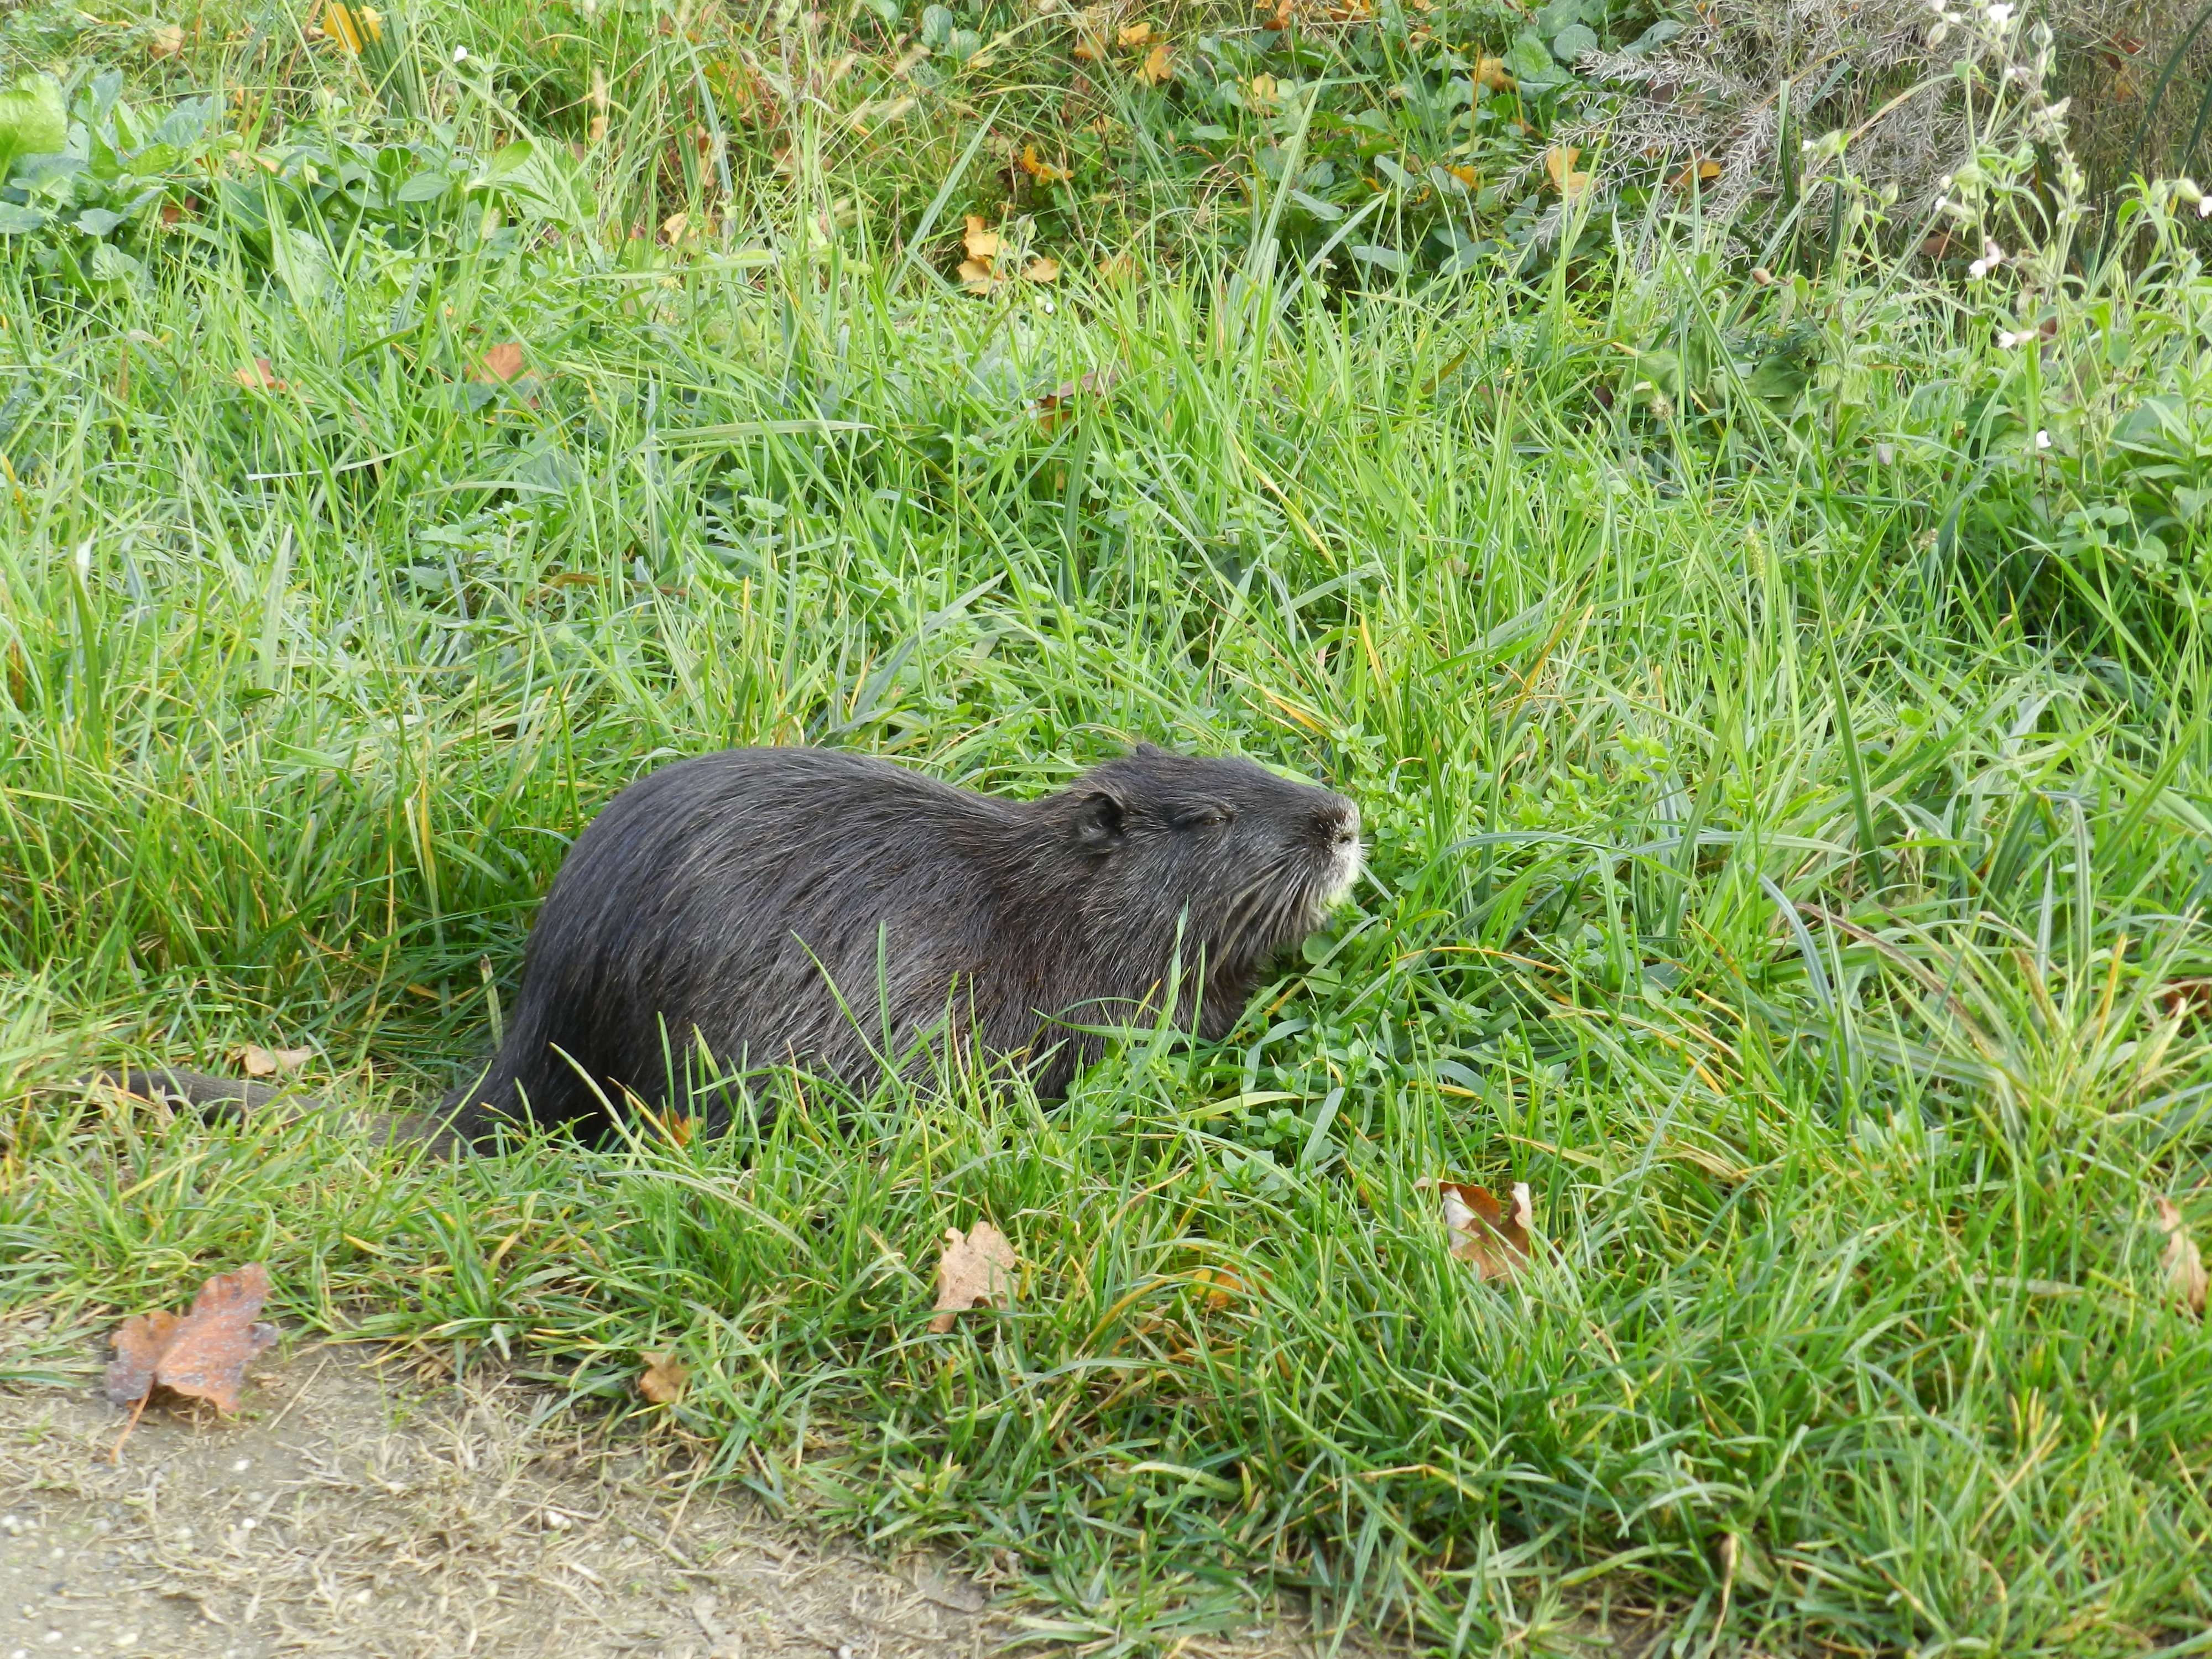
[473,342,526,383]
[1035,366,1118,432]
[639,1351,688,1404]
[1474,55,1514,91]
[239,1044,313,1077]
[930,1221,1017,1332]
[1544,145,1594,199]
[2158,1197,2206,1317]
[1117,20,1153,46]
[106,1262,279,1418]
[2157,978,2212,1023]
[148,23,185,57]
[233,357,285,391]
[1430,1180,1532,1281]
[1133,40,1173,84]
[1023,255,1061,283]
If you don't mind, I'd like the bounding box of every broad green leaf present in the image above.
[0,75,67,176]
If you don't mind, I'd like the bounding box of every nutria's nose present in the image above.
[1321,800,1360,846]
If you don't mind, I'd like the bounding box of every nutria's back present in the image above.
[451,743,1359,1139]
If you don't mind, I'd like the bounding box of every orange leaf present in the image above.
[1019,143,1071,185]
[1543,146,1582,190]
[473,342,526,383]
[233,357,285,391]
[962,213,1001,262]
[1117,20,1153,46]
[105,1263,279,1419]
[1187,1266,1243,1309]
[958,258,999,294]
[320,3,381,52]
[1670,157,1722,189]
[1427,1179,1533,1281]
[1072,35,1105,59]
[930,1221,1017,1332]
[1134,40,1173,84]
[1446,163,1477,186]
[1099,249,1141,285]
[639,1351,688,1404]
[1023,255,1060,282]
[1475,55,1515,92]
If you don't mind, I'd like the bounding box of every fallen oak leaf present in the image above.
[2159,1197,2206,1317]
[1422,1178,1532,1281]
[106,1262,279,1459]
[930,1220,1016,1332]
[639,1351,688,1404]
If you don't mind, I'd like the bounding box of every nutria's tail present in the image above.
[77,1067,461,1154]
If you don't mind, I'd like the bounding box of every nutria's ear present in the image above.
[1071,791,1126,853]
[1130,740,1170,759]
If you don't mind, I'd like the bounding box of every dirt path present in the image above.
[0,1336,1009,1659]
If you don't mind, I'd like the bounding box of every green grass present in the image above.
[6,8,2212,1652]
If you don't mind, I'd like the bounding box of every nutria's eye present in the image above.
[1172,807,1230,830]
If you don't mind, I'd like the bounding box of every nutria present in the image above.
[449,743,1361,1140]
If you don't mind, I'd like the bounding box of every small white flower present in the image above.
[2036,430,2052,450]
[1987,3,2015,25]
[2200,196,2212,219]
[1969,258,1990,278]
[1876,443,1895,465]
[452,44,468,61]
[1997,330,2023,348]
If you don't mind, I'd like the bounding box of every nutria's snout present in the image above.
[1319,796,1364,900]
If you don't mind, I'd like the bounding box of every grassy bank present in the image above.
[6,0,2212,1650]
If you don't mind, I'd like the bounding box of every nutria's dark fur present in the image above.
[449,743,1360,1140]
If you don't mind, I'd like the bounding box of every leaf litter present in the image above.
[638,1352,688,1405]
[105,1262,280,1459]
[2158,1197,2206,1317]
[930,1221,1017,1332]
[239,1042,314,1077]
[1421,1179,1534,1280]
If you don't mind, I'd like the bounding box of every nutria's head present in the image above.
[1045,743,1361,984]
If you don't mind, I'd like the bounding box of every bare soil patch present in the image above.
[0,1334,1008,1659]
